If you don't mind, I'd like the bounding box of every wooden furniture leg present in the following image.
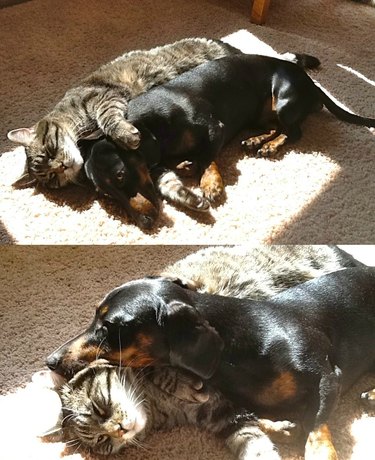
[251,0,271,25]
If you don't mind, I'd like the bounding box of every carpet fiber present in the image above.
[0,245,374,460]
[0,0,374,244]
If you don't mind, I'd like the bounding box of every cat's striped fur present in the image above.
[161,245,363,299]
[8,38,240,189]
[59,361,291,458]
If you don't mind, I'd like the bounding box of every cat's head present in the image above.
[35,361,148,454]
[7,119,83,189]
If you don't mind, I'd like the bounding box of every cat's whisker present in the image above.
[61,413,77,424]
[65,438,80,446]
[71,441,83,455]
[117,328,122,376]
[94,337,106,363]
[134,397,146,409]
[130,436,151,452]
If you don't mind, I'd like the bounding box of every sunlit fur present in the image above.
[161,245,361,299]
[60,363,284,458]
[10,38,238,188]
[60,364,147,454]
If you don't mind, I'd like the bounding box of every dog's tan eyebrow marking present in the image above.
[98,303,109,315]
[137,332,154,347]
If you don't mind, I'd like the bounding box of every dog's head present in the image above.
[83,138,159,229]
[46,277,223,381]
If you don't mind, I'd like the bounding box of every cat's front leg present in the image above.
[147,367,210,403]
[93,90,140,149]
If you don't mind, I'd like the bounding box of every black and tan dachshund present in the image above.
[82,52,375,226]
[47,267,375,459]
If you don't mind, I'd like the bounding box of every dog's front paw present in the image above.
[259,419,301,444]
[305,424,338,460]
[129,195,159,230]
[200,161,224,202]
[256,143,279,158]
[241,136,263,151]
[361,388,375,407]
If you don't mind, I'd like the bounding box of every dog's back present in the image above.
[127,54,301,155]
[260,267,375,388]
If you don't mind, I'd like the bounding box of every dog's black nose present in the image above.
[46,353,61,371]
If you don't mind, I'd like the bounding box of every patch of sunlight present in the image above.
[350,415,375,460]
[222,29,285,58]
[233,152,341,242]
[337,63,375,87]
[0,383,80,460]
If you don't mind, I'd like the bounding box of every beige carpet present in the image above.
[0,245,374,460]
[0,0,374,244]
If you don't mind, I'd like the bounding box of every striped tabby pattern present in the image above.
[60,362,283,458]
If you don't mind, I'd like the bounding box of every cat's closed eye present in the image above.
[97,434,109,444]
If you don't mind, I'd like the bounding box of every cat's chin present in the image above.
[123,410,148,442]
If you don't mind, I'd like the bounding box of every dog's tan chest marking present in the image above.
[256,371,298,407]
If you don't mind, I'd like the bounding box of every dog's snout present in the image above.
[46,352,62,371]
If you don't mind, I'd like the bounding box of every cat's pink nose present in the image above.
[117,421,134,436]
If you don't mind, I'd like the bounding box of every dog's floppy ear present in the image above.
[165,300,223,379]
[145,275,197,290]
[136,124,161,166]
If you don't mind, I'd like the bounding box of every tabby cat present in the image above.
[53,361,294,458]
[7,38,239,189]
[161,245,363,299]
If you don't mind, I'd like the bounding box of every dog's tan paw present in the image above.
[200,161,224,202]
[305,424,338,460]
[241,136,264,151]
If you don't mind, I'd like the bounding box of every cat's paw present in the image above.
[115,121,141,149]
[173,373,210,403]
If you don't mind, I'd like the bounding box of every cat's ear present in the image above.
[7,127,36,146]
[165,300,223,380]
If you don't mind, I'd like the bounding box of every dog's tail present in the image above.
[317,86,375,128]
[280,52,321,70]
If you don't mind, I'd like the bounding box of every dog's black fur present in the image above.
[83,138,159,229]
[47,265,375,457]
[82,53,375,225]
